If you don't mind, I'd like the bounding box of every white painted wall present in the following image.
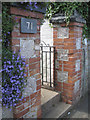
[40,19,53,46]
[40,19,54,86]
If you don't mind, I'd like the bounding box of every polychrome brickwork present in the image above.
[10,6,43,118]
[53,22,84,104]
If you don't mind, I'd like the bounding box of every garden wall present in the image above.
[51,11,86,104]
[6,6,44,118]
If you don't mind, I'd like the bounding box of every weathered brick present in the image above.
[54,20,84,104]
[69,22,84,27]
[36,12,44,19]
[30,92,37,99]
[14,105,24,114]
[29,62,40,70]
[37,107,42,118]
[19,33,28,38]
[22,96,29,103]
[29,57,40,63]
[10,7,39,19]
[36,84,41,90]
[34,39,40,44]
[13,108,29,118]
[12,39,20,45]
[11,31,19,37]
[10,5,42,119]
[12,46,20,52]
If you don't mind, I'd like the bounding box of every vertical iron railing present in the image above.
[46,52,47,82]
[50,47,51,87]
[41,46,43,86]
[40,45,56,88]
[54,47,56,87]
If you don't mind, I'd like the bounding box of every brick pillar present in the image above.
[10,6,44,118]
[51,12,86,104]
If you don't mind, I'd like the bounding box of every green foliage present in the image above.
[2,3,27,108]
[46,2,88,24]
[46,2,89,39]
[2,3,14,47]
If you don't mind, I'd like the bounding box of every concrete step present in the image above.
[41,88,61,117]
[43,102,71,119]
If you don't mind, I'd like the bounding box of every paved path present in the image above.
[64,93,88,118]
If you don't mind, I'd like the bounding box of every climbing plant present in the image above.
[46,2,88,24]
[18,2,89,38]
[45,2,89,39]
[2,3,27,108]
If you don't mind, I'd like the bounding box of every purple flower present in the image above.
[18,65,21,68]
[0,39,2,42]
[2,50,27,107]
[13,51,15,54]
[26,64,28,67]
[6,106,8,108]
[20,71,23,75]
[0,69,2,73]
[13,99,15,102]
[29,0,32,5]
[11,80,13,83]
[7,32,10,34]
[24,73,26,76]
[3,103,5,106]
[3,65,6,68]
[22,62,25,65]
[8,65,14,68]
[21,2,23,4]
[17,55,20,60]
[20,68,23,70]
[7,61,11,64]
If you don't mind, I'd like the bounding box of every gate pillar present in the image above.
[9,5,45,118]
[51,10,86,104]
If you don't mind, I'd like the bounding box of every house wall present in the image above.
[40,19,53,46]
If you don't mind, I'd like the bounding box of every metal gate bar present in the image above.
[41,46,43,85]
[40,45,56,88]
[46,52,47,82]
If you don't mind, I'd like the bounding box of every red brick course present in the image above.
[53,22,84,104]
[10,6,42,119]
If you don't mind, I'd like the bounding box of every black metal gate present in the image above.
[40,45,56,88]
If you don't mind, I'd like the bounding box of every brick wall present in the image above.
[53,22,84,104]
[10,6,43,118]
